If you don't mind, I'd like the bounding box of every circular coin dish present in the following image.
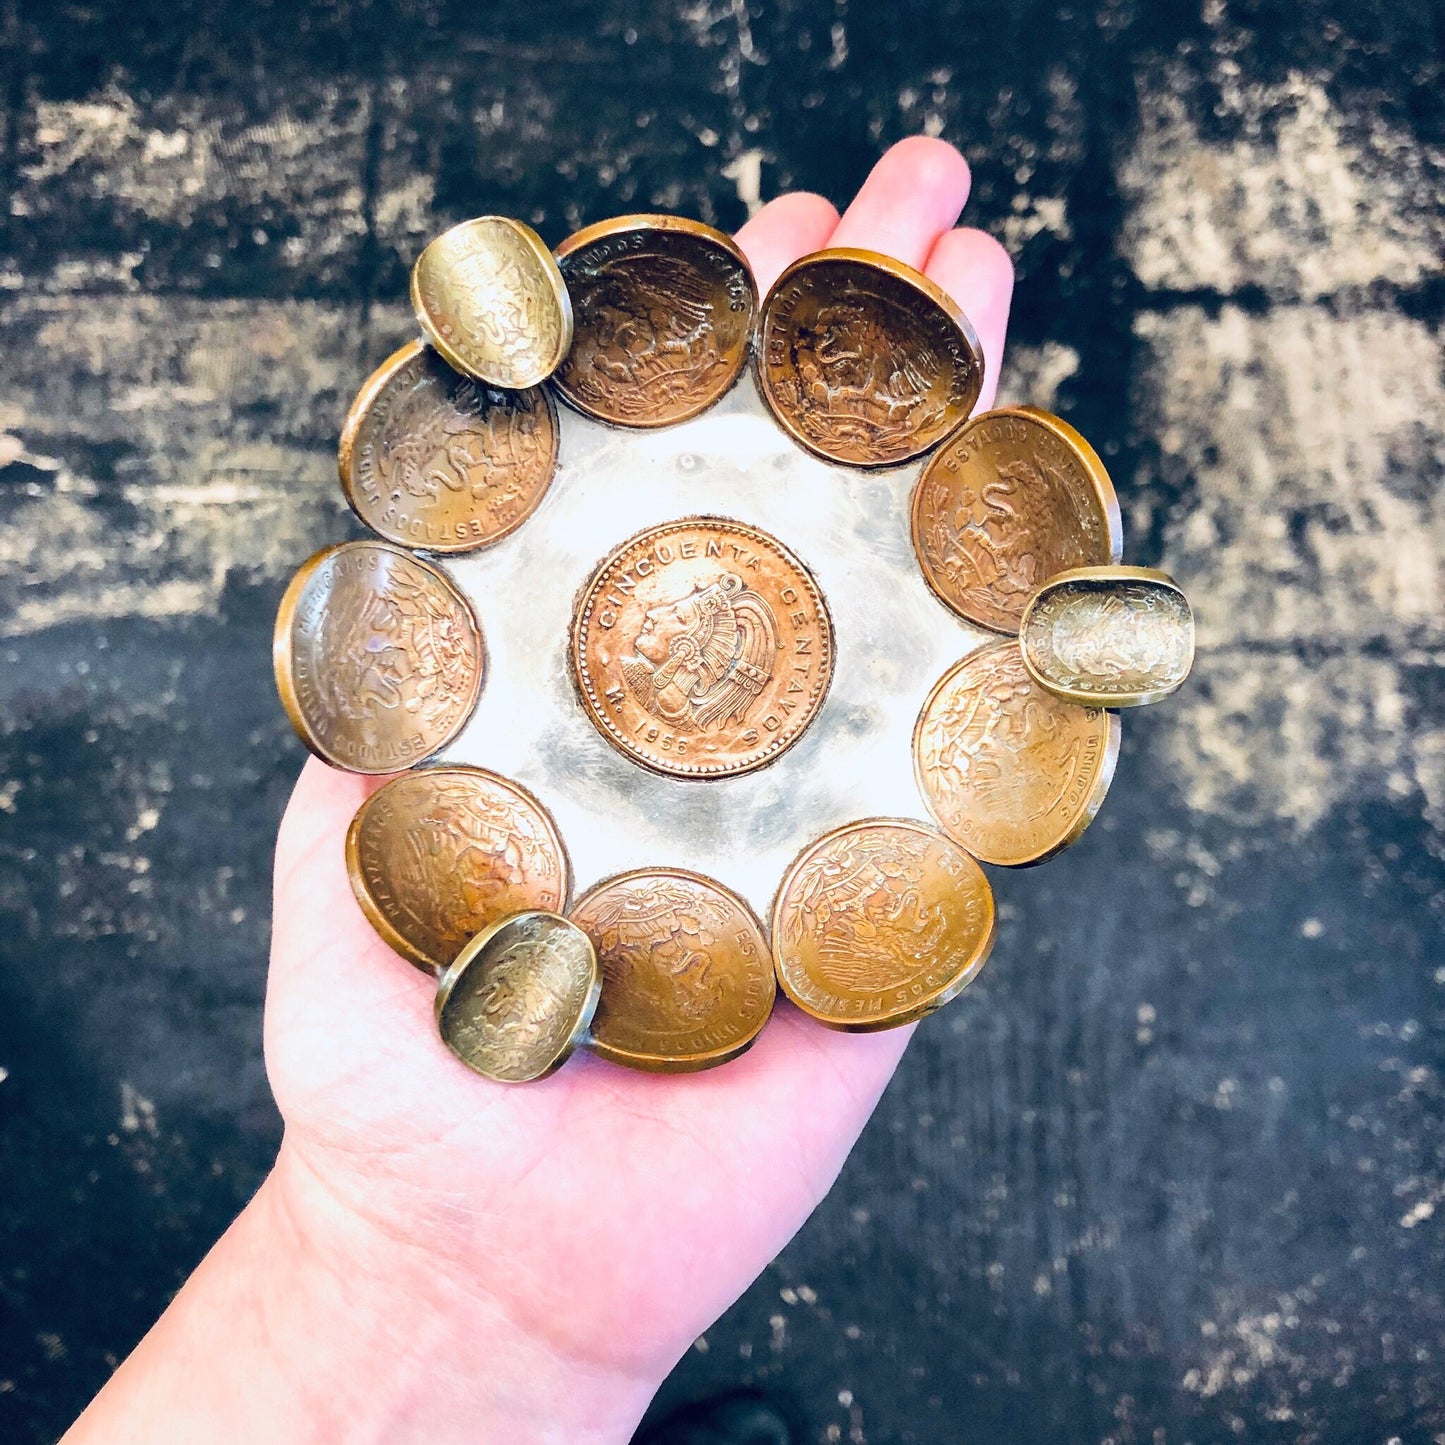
[277,213,1192,1078]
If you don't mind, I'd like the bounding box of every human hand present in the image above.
[266,137,1015,1442]
[68,137,1015,1445]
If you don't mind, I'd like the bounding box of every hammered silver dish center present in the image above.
[433,378,992,922]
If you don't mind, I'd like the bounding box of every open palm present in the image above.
[264,137,1015,1420]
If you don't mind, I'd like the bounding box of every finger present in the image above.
[924,226,1016,413]
[827,135,973,270]
[733,189,840,294]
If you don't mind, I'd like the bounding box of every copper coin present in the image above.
[913,639,1119,867]
[772,818,996,1032]
[911,406,1123,633]
[756,247,984,468]
[435,911,600,1083]
[571,517,834,779]
[338,340,559,553]
[1020,565,1194,708]
[553,215,757,428]
[571,868,775,1072]
[273,541,484,774]
[411,217,573,389]
[346,766,570,975]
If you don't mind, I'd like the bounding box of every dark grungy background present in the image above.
[0,1,1442,1441]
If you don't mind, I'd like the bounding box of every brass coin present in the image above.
[570,516,835,779]
[435,911,600,1083]
[913,639,1119,867]
[756,247,984,468]
[572,868,775,1072]
[411,217,573,389]
[553,215,758,428]
[346,766,570,975]
[338,340,559,553]
[273,540,484,775]
[1020,565,1194,709]
[911,406,1123,633]
[772,817,996,1032]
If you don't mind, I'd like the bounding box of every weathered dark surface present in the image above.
[1,2,1442,1441]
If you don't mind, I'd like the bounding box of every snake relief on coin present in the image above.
[913,639,1119,867]
[571,517,835,779]
[911,407,1123,634]
[435,913,600,1083]
[273,541,484,774]
[412,217,573,389]
[1020,566,1195,708]
[347,767,569,974]
[339,341,559,553]
[554,216,758,428]
[572,868,774,1072]
[757,249,984,467]
[772,818,996,1031]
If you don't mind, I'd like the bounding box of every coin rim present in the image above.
[434,910,601,1082]
[552,214,759,429]
[1018,564,1194,708]
[410,216,575,389]
[754,246,986,469]
[910,405,1125,634]
[770,815,998,1033]
[337,338,561,554]
[571,865,776,1072]
[272,539,486,775]
[344,764,573,976]
[568,513,837,780]
[912,638,1121,867]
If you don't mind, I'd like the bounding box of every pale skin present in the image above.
[64,137,1014,1445]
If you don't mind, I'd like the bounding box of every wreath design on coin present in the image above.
[273,211,1196,1082]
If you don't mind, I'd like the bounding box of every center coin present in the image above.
[570,517,835,779]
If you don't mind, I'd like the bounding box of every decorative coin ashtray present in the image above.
[274,213,1195,1081]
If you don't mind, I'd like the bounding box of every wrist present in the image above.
[66,1142,660,1445]
[259,1140,662,1445]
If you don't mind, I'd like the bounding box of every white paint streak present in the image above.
[119,1080,158,1137]
[722,148,764,214]
[18,85,374,280]
[1139,304,1444,833]
[1121,69,1442,297]
[0,298,399,637]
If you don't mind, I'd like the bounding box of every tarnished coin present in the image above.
[435,911,600,1083]
[553,215,758,428]
[756,248,984,468]
[411,217,573,389]
[911,406,1123,633]
[338,340,559,553]
[346,766,569,974]
[273,540,484,774]
[571,868,775,1072]
[772,818,996,1032]
[913,639,1119,867]
[571,517,834,779]
[1020,565,1194,708]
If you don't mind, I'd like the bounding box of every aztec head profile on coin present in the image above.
[570,517,835,779]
